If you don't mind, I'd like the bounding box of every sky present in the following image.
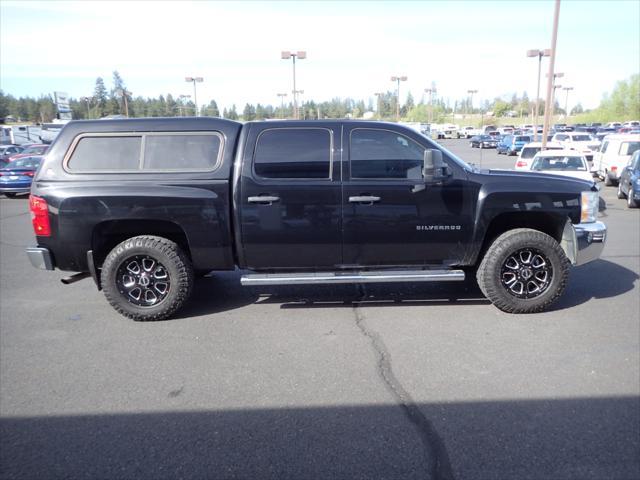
[1,0,639,114]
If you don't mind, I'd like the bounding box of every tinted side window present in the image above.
[144,134,221,170]
[254,128,331,179]
[350,129,425,180]
[68,136,141,170]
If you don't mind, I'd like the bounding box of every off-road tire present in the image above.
[101,235,194,321]
[477,228,569,313]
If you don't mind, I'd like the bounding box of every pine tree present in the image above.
[93,77,108,118]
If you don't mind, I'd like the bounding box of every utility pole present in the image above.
[542,0,561,149]
[281,51,306,119]
[391,75,407,121]
[563,86,573,119]
[185,77,204,116]
[467,89,478,119]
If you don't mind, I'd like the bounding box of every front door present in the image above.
[238,123,342,270]
[342,126,474,267]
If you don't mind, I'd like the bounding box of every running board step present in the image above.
[241,269,465,286]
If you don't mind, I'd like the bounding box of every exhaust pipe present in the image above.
[60,272,92,285]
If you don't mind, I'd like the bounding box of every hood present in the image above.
[478,168,596,190]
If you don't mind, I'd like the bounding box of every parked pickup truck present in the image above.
[26,118,607,321]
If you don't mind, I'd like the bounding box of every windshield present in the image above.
[531,156,586,172]
[10,157,42,168]
[619,141,640,156]
[571,135,592,142]
[23,146,47,155]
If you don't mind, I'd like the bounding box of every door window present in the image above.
[253,128,332,179]
[350,129,425,180]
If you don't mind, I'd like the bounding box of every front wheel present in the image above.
[476,228,569,313]
[101,235,194,321]
[617,182,626,199]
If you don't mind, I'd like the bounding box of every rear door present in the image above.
[238,123,342,269]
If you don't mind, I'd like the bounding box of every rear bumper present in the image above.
[0,186,30,193]
[26,246,54,270]
[573,221,607,266]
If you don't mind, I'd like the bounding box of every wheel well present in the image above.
[477,212,566,263]
[91,220,190,268]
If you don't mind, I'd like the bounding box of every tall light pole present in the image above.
[552,83,563,122]
[281,50,306,119]
[374,92,383,119]
[178,94,191,116]
[542,0,561,149]
[277,93,288,118]
[425,87,436,124]
[391,75,407,121]
[117,88,131,117]
[467,89,478,118]
[185,76,203,116]
[80,96,92,119]
[295,90,305,119]
[562,86,573,119]
[527,48,551,141]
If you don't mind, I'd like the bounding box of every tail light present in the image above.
[29,195,51,237]
[516,160,528,168]
[611,166,617,171]
[24,171,35,177]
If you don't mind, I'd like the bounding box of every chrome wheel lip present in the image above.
[115,254,171,308]
[500,248,553,299]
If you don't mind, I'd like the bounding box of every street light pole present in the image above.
[391,76,407,121]
[527,48,551,141]
[562,86,573,119]
[277,93,288,118]
[281,51,306,119]
[374,92,383,119]
[185,77,204,116]
[178,94,191,117]
[542,0,561,149]
[80,96,92,119]
[425,87,436,124]
[467,89,478,118]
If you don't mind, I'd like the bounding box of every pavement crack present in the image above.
[352,285,455,480]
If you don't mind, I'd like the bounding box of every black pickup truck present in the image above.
[26,118,606,320]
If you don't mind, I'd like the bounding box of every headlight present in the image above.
[581,191,599,223]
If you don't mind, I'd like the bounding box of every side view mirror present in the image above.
[423,149,451,183]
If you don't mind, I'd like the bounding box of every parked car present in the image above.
[0,145,24,166]
[470,135,498,148]
[622,121,640,129]
[457,126,475,139]
[497,134,532,155]
[528,150,593,182]
[514,142,564,170]
[25,117,605,320]
[0,155,42,198]
[551,132,600,161]
[7,144,49,162]
[617,150,640,208]
[593,134,640,186]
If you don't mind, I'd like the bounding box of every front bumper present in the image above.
[26,246,54,270]
[570,221,607,266]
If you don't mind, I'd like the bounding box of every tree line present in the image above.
[1,71,637,124]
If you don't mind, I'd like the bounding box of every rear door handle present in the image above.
[248,195,280,205]
[349,195,381,204]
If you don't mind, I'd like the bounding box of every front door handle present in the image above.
[349,195,381,204]
[248,195,280,205]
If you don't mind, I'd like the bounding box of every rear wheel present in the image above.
[477,228,569,313]
[101,235,194,321]
[629,187,639,208]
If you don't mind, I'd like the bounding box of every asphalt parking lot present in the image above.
[1,139,639,480]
